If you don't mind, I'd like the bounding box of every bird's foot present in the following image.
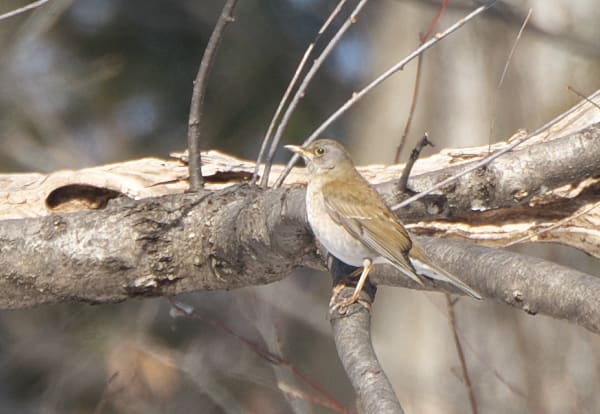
[329,284,371,314]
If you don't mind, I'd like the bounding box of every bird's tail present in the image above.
[409,248,482,299]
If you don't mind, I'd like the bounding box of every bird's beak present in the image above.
[284,144,311,159]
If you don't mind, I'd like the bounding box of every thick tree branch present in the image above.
[3,122,598,256]
[386,122,600,216]
[0,183,598,335]
[0,185,316,308]
[1,95,599,338]
[371,237,600,335]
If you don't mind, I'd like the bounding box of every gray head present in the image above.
[284,139,354,175]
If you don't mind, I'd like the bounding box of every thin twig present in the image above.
[187,0,240,191]
[446,295,479,414]
[424,296,529,399]
[275,0,497,188]
[398,99,477,412]
[471,353,528,400]
[394,0,449,163]
[497,9,532,91]
[390,88,600,211]
[168,298,350,413]
[568,86,600,111]
[489,8,532,149]
[92,372,121,414]
[278,382,350,414]
[399,129,478,414]
[395,54,423,164]
[251,0,349,186]
[397,133,433,192]
[0,0,49,21]
[260,0,371,188]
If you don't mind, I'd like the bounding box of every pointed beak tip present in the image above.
[284,145,307,157]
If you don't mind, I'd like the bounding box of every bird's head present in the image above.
[285,139,353,175]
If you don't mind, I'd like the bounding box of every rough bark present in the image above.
[373,237,600,335]
[1,181,598,335]
[329,259,405,414]
[330,304,404,414]
[0,95,598,334]
[1,94,599,414]
[3,124,598,257]
[0,185,316,308]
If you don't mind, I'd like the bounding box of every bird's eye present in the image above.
[315,147,325,156]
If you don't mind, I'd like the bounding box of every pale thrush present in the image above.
[285,139,482,308]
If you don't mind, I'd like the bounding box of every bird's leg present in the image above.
[332,258,373,313]
[350,258,373,303]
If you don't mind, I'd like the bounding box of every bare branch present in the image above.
[371,236,600,335]
[0,0,49,21]
[568,86,600,111]
[169,298,351,413]
[387,123,600,215]
[330,307,404,414]
[0,185,316,309]
[396,133,433,193]
[252,0,349,185]
[446,295,479,414]
[0,183,598,335]
[394,0,449,163]
[187,0,240,190]
[489,8,532,145]
[329,258,404,414]
[274,1,498,187]
[391,90,600,210]
[260,0,371,188]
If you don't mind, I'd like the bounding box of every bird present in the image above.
[285,139,482,310]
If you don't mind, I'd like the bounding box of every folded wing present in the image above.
[322,179,423,285]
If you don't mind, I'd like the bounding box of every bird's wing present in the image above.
[322,178,422,284]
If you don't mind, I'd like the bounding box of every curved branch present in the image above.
[330,306,404,414]
[328,258,404,414]
[0,184,598,336]
[370,237,600,335]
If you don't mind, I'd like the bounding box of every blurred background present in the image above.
[0,0,599,413]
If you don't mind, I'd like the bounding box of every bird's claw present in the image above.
[329,285,371,314]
